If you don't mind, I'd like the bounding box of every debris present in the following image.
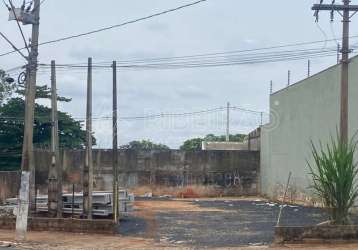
[0,206,15,218]
[159,195,173,199]
[144,192,153,198]
[0,241,17,247]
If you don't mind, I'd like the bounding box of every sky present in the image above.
[0,0,356,149]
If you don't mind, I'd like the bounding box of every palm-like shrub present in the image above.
[308,134,358,225]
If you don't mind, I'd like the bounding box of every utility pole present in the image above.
[270,80,273,94]
[337,43,341,64]
[226,102,230,142]
[48,60,62,217]
[20,0,41,213]
[83,57,93,219]
[307,60,311,77]
[112,61,119,222]
[312,0,358,143]
[287,70,291,86]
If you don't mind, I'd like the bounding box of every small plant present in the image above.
[308,134,358,225]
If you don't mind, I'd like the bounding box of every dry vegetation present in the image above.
[129,185,225,198]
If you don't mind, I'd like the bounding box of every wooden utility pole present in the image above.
[226,102,230,142]
[83,57,93,219]
[312,0,358,143]
[112,61,119,222]
[48,60,62,217]
[20,0,41,213]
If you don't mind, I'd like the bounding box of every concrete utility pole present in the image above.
[270,80,273,94]
[287,70,291,86]
[337,43,341,64]
[112,61,119,222]
[83,57,93,219]
[312,0,358,143]
[20,0,41,213]
[48,60,62,217]
[226,102,230,142]
[307,60,311,77]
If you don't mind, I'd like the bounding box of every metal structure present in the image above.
[4,191,134,218]
[312,0,358,143]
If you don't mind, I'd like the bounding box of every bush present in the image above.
[308,134,358,225]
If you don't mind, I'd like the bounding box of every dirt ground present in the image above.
[1,198,358,250]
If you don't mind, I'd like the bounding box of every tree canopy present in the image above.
[0,69,15,107]
[120,140,170,151]
[0,76,94,171]
[180,134,246,151]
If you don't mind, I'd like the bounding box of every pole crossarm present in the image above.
[312,4,358,11]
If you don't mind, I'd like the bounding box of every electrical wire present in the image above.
[0,105,267,123]
[8,0,30,54]
[0,0,208,58]
[35,45,354,72]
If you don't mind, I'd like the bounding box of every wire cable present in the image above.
[8,0,30,54]
[0,0,207,58]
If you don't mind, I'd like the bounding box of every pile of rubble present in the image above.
[0,205,15,218]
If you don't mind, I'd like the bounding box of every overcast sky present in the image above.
[0,0,356,148]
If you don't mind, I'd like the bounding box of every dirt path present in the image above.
[1,231,358,250]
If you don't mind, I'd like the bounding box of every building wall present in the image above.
[260,56,358,202]
[0,149,259,202]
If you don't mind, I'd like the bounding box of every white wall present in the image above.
[260,56,358,201]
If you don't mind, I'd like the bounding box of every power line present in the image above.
[8,0,30,54]
[40,47,342,66]
[35,45,356,72]
[0,0,208,58]
[0,105,267,122]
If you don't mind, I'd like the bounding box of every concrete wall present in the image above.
[261,56,358,202]
[0,150,259,201]
[0,172,20,203]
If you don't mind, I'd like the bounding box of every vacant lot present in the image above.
[121,198,333,247]
[1,198,358,249]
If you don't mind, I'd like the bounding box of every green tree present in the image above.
[0,83,94,171]
[120,140,170,151]
[180,134,247,151]
[308,134,358,225]
[180,138,203,151]
[0,69,15,107]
